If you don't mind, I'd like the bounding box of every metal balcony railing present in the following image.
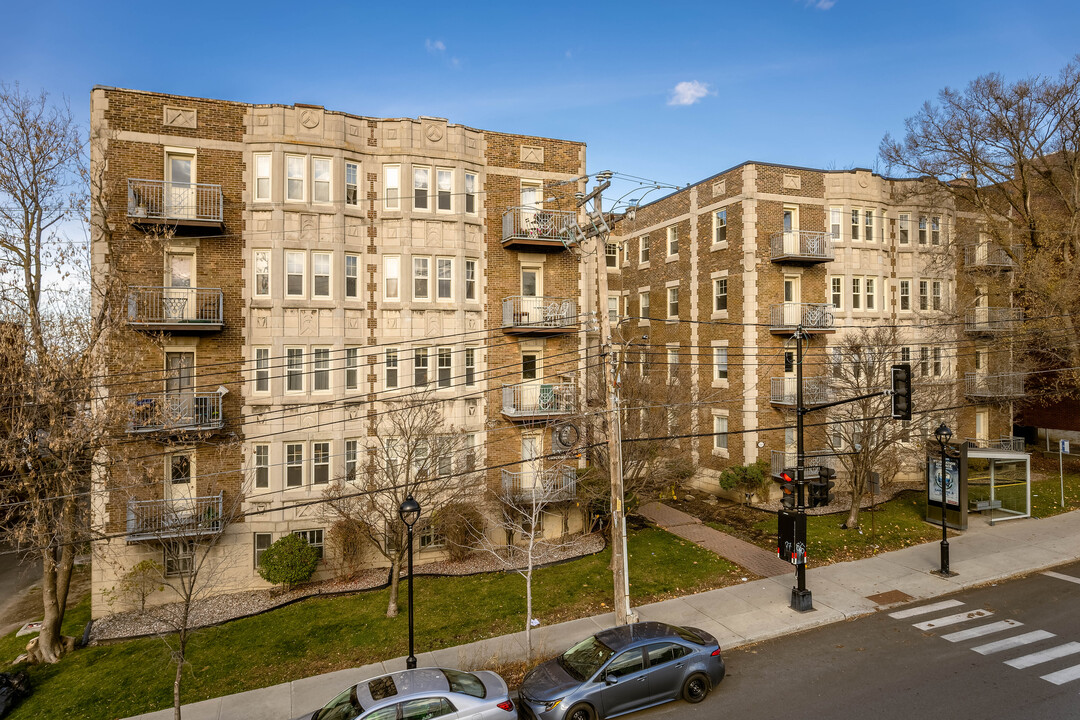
[502,380,576,418]
[127,178,223,223]
[126,492,224,542]
[964,307,1022,334]
[129,390,225,433]
[501,466,577,503]
[127,287,223,327]
[769,231,834,263]
[963,436,1025,452]
[770,377,830,406]
[770,451,836,479]
[501,207,576,248]
[963,243,1022,270]
[964,372,1025,399]
[769,303,835,331]
[502,296,578,332]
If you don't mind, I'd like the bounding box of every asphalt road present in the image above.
[640,560,1080,720]
[0,543,41,631]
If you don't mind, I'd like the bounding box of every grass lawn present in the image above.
[2,528,741,720]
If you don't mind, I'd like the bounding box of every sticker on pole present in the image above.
[1062,439,1070,455]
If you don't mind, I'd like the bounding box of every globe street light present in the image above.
[933,423,956,577]
[398,495,421,668]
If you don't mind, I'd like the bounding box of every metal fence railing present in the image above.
[501,381,576,417]
[769,302,835,330]
[126,492,223,541]
[963,436,1025,452]
[964,372,1025,399]
[964,307,1023,334]
[501,207,576,246]
[770,450,836,479]
[129,390,225,433]
[963,242,1023,269]
[502,296,578,331]
[127,286,223,326]
[770,377,831,406]
[500,466,577,503]
[127,178,223,223]
[769,231,834,262]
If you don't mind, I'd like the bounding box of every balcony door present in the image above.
[522,434,542,493]
[166,151,196,219]
[166,452,196,515]
[521,351,541,412]
[165,252,195,321]
[783,275,801,325]
[521,266,543,322]
[520,181,542,233]
[783,206,799,254]
[165,351,195,425]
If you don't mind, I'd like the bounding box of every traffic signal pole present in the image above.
[792,327,812,611]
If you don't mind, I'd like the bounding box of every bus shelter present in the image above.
[965,443,1031,525]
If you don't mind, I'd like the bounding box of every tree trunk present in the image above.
[386,556,400,618]
[36,549,66,663]
[843,470,862,529]
[525,550,534,662]
[173,643,184,720]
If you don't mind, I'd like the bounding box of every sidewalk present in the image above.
[124,509,1080,720]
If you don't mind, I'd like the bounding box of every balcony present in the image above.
[963,242,1022,271]
[126,492,223,542]
[770,231,834,264]
[770,451,836,480]
[769,303,835,334]
[501,207,576,251]
[128,390,226,433]
[127,287,223,332]
[502,380,576,421]
[502,296,578,335]
[127,178,224,229]
[964,372,1025,399]
[963,436,1025,452]
[770,377,830,407]
[500,466,577,503]
[964,307,1022,335]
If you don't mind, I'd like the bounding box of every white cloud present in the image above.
[806,0,835,9]
[425,39,446,53]
[668,80,712,106]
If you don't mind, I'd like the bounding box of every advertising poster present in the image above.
[928,456,960,507]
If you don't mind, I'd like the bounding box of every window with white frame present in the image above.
[384,164,400,210]
[286,154,305,202]
[899,213,910,244]
[714,209,727,244]
[345,161,359,206]
[436,257,453,300]
[311,442,330,485]
[254,154,271,202]
[419,520,443,549]
[667,347,679,381]
[312,347,331,392]
[436,168,452,212]
[900,346,911,363]
[933,347,942,376]
[918,216,928,244]
[667,286,679,319]
[713,413,729,451]
[254,444,269,489]
[165,541,194,577]
[850,209,860,241]
[931,216,941,245]
[413,165,430,210]
[831,277,842,310]
[345,347,361,391]
[312,252,331,298]
[294,529,324,560]
[864,277,876,310]
[639,291,650,319]
[865,210,874,243]
[899,279,911,311]
[384,255,400,300]
[464,259,477,301]
[254,533,271,568]
[920,347,930,376]
[169,452,192,486]
[253,250,270,297]
[312,157,331,203]
[285,443,304,487]
[437,347,452,388]
[414,348,429,386]
[385,349,399,389]
[713,277,727,312]
[286,347,304,392]
[413,257,430,300]
[851,278,862,310]
[607,296,619,323]
[464,172,477,214]
[606,243,618,268]
[286,251,305,297]
[932,280,942,310]
[667,226,678,256]
[345,254,359,298]
[465,348,476,386]
[919,280,929,310]
[714,346,728,381]
[830,207,842,240]
[345,439,359,481]
[639,235,649,264]
[254,347,270,393]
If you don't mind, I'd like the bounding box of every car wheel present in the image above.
[682,673,710,704]
[565,703,596,720]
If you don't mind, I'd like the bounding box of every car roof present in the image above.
[356,668,451,708]
[594,622,681,652]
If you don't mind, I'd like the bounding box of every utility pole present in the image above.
[792,326,812,612]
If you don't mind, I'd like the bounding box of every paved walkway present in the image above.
[124,509,1080,720]
[638,502,793,577]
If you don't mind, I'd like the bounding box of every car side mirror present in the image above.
[604,673,618,686]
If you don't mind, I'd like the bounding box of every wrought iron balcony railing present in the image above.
[770,377,831,406]
[127,178,223,224]
[769,302,835,332]
[769,231,834,263]
[770,450,836,479]
[500,466,577,503]
[502,296,579,333]
[502,380,576,418]
[963,242,1022,270]
[501,207,576,249]
[964,372,1025,399]
[127,287,223,328]
[126,492,224,542]
[129,390,225,433]
[964,307,1022,334]
[963,436,1025,452]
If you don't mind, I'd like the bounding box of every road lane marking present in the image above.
[1041,663,1080,685]
[913,609,993,630]
[1004,642,1080,669]
[1042,571,1080,586]
[941,620,1023,643]
[889,600,964,619]
[972,631,1057,655]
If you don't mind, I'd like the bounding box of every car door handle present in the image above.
[675,663,684,669]
[637,677,646,682]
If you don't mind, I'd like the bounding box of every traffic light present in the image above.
[891,363,912,420]
[808,466,836,508]
[780,471,796,510]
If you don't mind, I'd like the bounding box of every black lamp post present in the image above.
[398,494,421,669]
[933,423,956,577]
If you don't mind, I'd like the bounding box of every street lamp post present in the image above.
[933,423,956,577]
[398,495,421,668]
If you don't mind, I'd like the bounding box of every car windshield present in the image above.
[559,635,615,682]
[315,686,363,720]
[673,626,706,645]
[442,669,486,698]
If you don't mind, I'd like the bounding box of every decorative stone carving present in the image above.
[299,109,321,129]
[521,145,544,164]
[426,222,442,245]
[299,310,317,336]
[301,214,317,242]
[713,180,726,196]
[163,106,197,129]
[783,174,802,190]
[426,312,441,336]
[425,124,444,143]
[346,311,361,331]
[255,113,270,127]
[348,123,361,137]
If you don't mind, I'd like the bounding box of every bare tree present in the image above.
[321,392,481,618]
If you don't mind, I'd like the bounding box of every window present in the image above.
[714,414,729,450]
[254,444,269,488]
[639,235,650,263]
[464,172,477,214]
[920,347,930,377]
[606,243,618,268]
[713,277,727,312]
[851,278,861,310]
[345,439,359,481]
[865,210,874,243]
[437,347,452,388]
[436,257,453,300]
[311,443,330,485]
[436,168,452,211]
[864,277,875,311]
[918,216,928,245]
[932,280,942,311]
[345,347,361,391]
[253,250,270,297]
[465,259,477,300]
[165,541,194,577]
[667,287,679,318]
[931,216,941,245]
[384,255,400,300]
[786,351,795,374]
[294,529,324,560]
[607,296,619,323]
[919,280,929,311]
[419,520,444,549]
[286,154,305,201]
[639,291,650,319]
[385,349,399,389]
[933,347,942,376]
[254,533,271,568]
[900,346,911,363]
[286,251,305,297]
[714,346,728,381]
[345,161,359,206]
[286,348,304,392]
[345,254,359,298]
[312,157,331,203]
[414,348,429,386]
[312,348,331,392]
[286,443,304,487]
[522,353,538,380]
[850,209,860,241]
[667,348,679,381]
[899,213,910,244]
[413,257,430,300]
[714,209,727,244]
[830,207,842,240]
[312,252,331,298]
[831,277,842,310]
[254,347,270,393]
[384,164,400,210]
[254,154,271,201]
[667,226,678,256]
[899,280,911,311]
[170,452,192,485]
[413,166,430,210]
[400,698,454,720]
[465,348,476,386]
[647,643,690,667]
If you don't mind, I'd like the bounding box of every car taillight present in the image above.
[711,648,722,657]
[498,700,515,712]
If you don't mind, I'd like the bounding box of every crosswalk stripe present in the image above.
[889,600,965,620]
[913,609,993,631]
[1041,663,1080,685]
[941,620,1023,643]
[1042,571,1080,586]
[1004,642,1080,669]
[972,631,1056,655]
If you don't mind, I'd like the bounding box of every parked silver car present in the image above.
[517,622,725,720]
[295,667,516,720]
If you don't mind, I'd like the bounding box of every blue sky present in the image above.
[3,0,1077,197]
